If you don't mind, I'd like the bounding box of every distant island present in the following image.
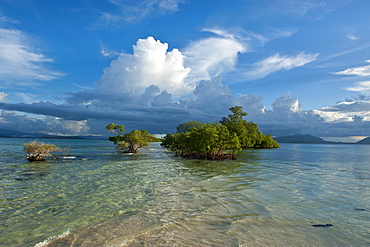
[274,134,335,144]
[1,127,369,144]
[274,134,369,144]
[0,128,103,140]
[357,137,370,144]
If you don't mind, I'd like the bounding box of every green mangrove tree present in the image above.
[106,123,158,153]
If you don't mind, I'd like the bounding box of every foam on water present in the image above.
[34,229,70,247]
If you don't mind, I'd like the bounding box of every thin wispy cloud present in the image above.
[262,0,347,18]
[100,48,121,57]
[322,44,370,61]
[0,28,63,86]
[100,0,184,24]
[244,52,319,80]
[0,92,8,102]
[333,60,370,76]
[14,92,39,103]
[345,81,370,93]
[263,28,296,41]
[184,33,246,82]
[99,41,123,57]
[0,15,19,24]
[347,34,359,41]
[204,27,296,48]
[72,83,96,90]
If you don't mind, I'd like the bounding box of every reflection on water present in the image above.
[0,139,369,246]
[14,162,52,181]
[178,159,243,178]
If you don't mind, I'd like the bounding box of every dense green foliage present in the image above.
[219,106,280,149]
[176,120,204,133]
[23,140,61,161]
[162,122,240,160]
[106,123,158,153]
[162,106,279,160]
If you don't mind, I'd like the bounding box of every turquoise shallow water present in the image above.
[0,138,369,246]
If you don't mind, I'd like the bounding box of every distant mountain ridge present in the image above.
[0,128,369,143]
[274,134,370,144]
[0,128,102,139]
[274,134,333,144]
[0,128,42,138]
[357,137,370,144]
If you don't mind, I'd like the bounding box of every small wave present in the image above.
[34,229,70,247]
[61,156,76,159]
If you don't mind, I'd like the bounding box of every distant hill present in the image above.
[357,137,370,144]
[0,128,85,139]
[274,134,335,144]
[39,136,84,140]
[0,128,40,138]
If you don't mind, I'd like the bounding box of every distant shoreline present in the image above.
[0,136,106,140]
[274,134,370,145]
[1,133,369,144]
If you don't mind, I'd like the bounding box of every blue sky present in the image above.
[1,0,370,141]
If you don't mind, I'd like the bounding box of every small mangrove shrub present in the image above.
[106,123,159,153]
[23,141,61,161]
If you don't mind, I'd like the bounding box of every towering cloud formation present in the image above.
[272,94,301,113]
[96,37,192,98]
[186,77,266,116]
[95,32,248,100]
[2,35,366,138]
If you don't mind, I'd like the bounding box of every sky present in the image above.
[1,0,370,141]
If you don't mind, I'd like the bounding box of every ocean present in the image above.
[0,138,369,246]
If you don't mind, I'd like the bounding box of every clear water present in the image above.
[0,138,369,246]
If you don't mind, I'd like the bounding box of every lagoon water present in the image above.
[0,138,369,246]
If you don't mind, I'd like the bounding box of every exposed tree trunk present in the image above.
[127,141,138,153]
[117,138,138,153]
[27,153,47,161]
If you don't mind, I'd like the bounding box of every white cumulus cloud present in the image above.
[314,109,353,122]
[272,94,301,113]
[96,36,192,98]
[2,34,370,139]
[2,77,370,138]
